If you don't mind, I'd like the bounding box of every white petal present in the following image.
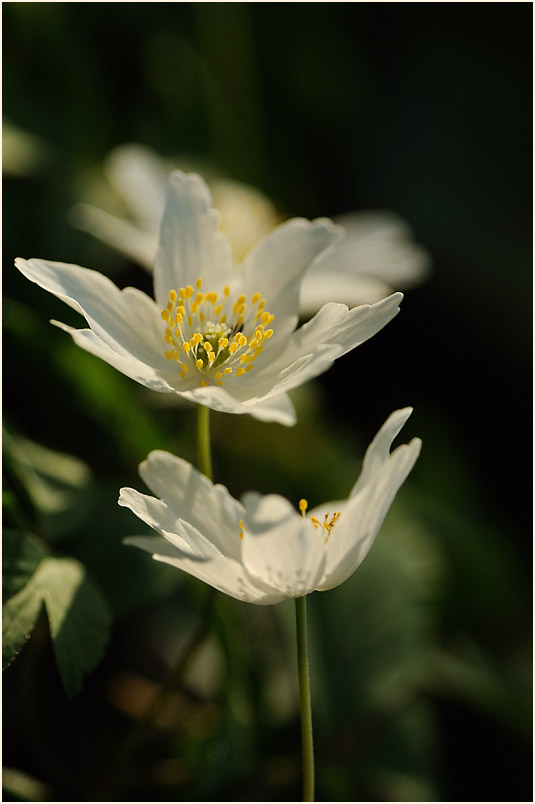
[239,217,341,339]
[153,171,233,307]
[137,451,245,561]
[179,384,296,425]
[350,407,414,498]
[70,203,157,269]
[124,535,284,605]
[317,437,422,591]
[236,294,402,401]
[15,258,165,365]
[53,321,177,392]
[119,488,206,555]
[105,143,168,228]
[299,271,392,315]
[241,494,327,598]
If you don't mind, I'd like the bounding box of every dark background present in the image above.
[3,3,532,802]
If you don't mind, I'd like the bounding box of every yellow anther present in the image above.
[252,292,261,304]
[199,380,207,387]
[236,367,245,376]
[196,358,204,369]
[179,287,186,298]
[214,304,223,316]
[194,333,203,343]
[237,294,246,305]
[167,300,174,312]
[299,499,308,515]
[220,315,227,324]
[187,316,192,326]
[249,338,258,350]
[310,516,320,529]
[183,342,190,352]
[204,342,213,352]
[208,352,215,364]
[238,303,246,317]
[191,302,199,313]
[238,335,247,347]
[175,328,181,337]
[169,289,178,303]
[239,519,245,539]
[223,285,230,297]
[185,285,194,298]
[196,277,203,290]
[179,371,186,378]
[264,329,273,339]
[229,343,238,355]
[253,345,264,357]
[176,313,183,325]
[164,350,172,360]
[255,328,263,341]
[218,337,229,348]
[161,309,169,321]
[245,364,254,372]
[164,334,172,344]
[171,350,179,361]
[181,363,188,372]
[199,312,205,323]
[224,367,232,374]
[215,372,223,381]
[195,292,204,304]
[261,312,270,325]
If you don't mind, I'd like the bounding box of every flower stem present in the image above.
[295,594,315,802]
[197,404,213,480]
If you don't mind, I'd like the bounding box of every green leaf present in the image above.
[3,529,49,602]
[35,557,112,698]
[3,537,112,697]
[2,578,44,670]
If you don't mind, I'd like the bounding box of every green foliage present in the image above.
[3,530,111,698]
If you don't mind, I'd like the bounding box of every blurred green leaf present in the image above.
[36,556,112,698]
[2,529,49,603]
[3,567,45,670]
[2,766,51,802]
[3,533,111,697]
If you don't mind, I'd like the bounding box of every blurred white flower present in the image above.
[16,171,402,425]
[120,408,421,604]
[71,144,431,312]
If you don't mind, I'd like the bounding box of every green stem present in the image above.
[197,404,213,480]
[295,595,315,802]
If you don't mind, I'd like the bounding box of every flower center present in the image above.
[161,278,274,387]
[299,499,341,544]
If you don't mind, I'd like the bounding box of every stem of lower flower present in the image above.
[295,594,315,802]
[197,404,213,480]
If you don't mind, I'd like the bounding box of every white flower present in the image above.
[16,170,403,425]
[71,144,431,311]
[119,408,421,604]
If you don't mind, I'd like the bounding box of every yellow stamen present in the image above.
[299,499,308,516]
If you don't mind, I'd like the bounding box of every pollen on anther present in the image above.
[164,350,172,360]
[169,289,178,303]
[196,277,203,290]
[171,350,179,361]
[183,342,190,352]
[252,292,261,304]
[219,337,228,348]
[196,358,204,369]
[161,309,169,321]
[223,285,230,297]
[299,499,308,515]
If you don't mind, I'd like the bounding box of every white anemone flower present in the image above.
[71,144,431,312]
[119,408,421,604]
[16,170,403,426]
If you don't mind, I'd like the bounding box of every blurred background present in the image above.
[3,3,532,802]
